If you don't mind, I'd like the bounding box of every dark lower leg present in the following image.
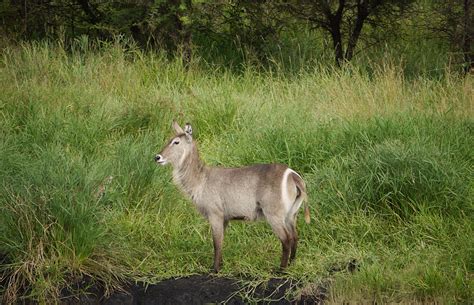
[213,240,222,273]
[280,238,291,269]
[211,220,224,273]
[290,234,298,262]
[288,218,298,263]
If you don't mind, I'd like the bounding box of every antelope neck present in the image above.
[173,143,207,199]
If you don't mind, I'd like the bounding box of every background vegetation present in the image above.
[0,0,473,304]
[0,0,472,73]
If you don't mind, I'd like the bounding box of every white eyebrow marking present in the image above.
[169,137,179,146]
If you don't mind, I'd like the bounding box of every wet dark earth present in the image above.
[60,275,328,305]
[3,258,357,304]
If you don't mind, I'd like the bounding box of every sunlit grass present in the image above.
[0,40,472,303]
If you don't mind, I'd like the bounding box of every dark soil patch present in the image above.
[7,260,358,304]
[60,275,327,305]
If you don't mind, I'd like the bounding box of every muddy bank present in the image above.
[4,259,358,304]
[61,275,327,305]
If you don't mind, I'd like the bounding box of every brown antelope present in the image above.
[154,122,310,273]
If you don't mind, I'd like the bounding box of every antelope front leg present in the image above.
[209,217,225,273]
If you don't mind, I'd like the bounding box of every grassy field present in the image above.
[0,40,473,304]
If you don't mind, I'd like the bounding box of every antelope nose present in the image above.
[154,154,162,162]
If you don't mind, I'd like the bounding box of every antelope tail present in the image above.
[304,197,310,224]
[291,172,310,224]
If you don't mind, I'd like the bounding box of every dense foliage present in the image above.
[0,0,472,70]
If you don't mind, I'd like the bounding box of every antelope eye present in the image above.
[173,140,180,145]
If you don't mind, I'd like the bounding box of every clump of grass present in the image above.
[0,150,124,303]
[349,138,469,218]
[0,39,472,303]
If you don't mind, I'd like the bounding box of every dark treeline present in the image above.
[0,0,472,72]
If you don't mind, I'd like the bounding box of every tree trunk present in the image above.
[330,27,344,67]
[462,0,473,73]
[23,0,27,35]
[345,2,369,61]
[322,0,346,67]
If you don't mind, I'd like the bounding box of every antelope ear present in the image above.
[172,121,184,134]
[184,123,192,136]
[184,123,193,142]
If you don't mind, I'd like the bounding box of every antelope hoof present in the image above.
[212,262,221,273]
[274,266,288,275]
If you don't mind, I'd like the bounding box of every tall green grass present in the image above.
[0,40,472,303]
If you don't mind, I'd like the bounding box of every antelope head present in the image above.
[155,121,193,168]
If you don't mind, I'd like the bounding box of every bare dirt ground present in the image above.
[2,255,356,304]
[60,275,328,305]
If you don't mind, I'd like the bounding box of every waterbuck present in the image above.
[154,122,310,272]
